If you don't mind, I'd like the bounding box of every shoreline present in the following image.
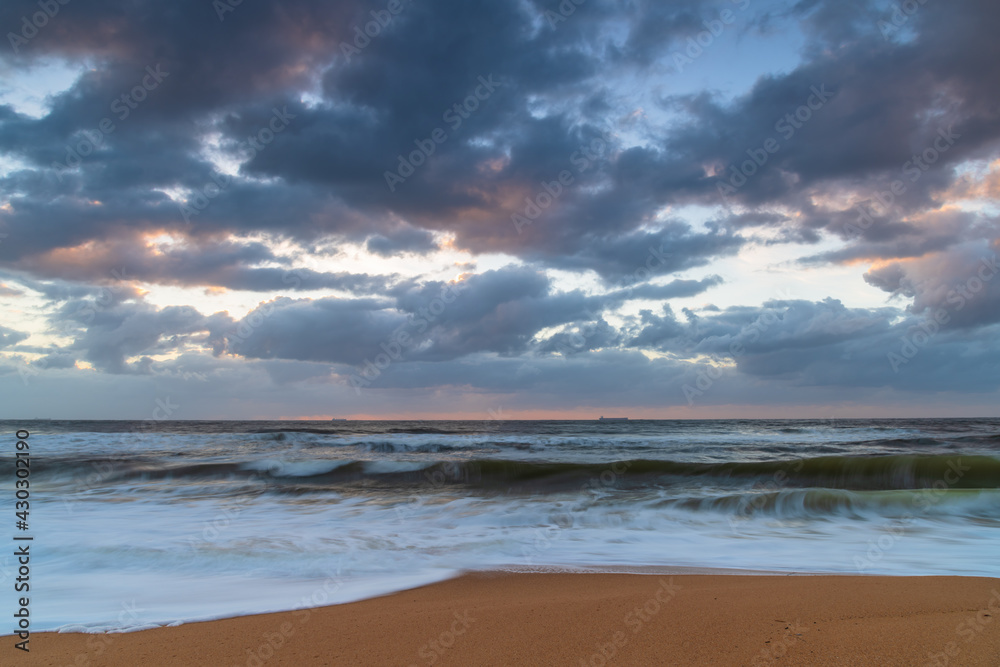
[20,565,968,637]
[20,572,1000,666]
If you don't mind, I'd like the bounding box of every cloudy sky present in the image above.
[0,0,998,419]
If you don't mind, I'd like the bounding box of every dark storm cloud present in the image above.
[0,0,379,259]
[536,318,621,356]
[615,274,724,301]
[526,223,743,281]
[1,0,998,411]
[0,270,147,303]
[395,267,602,360]
[227,295,402,365]
[0,324,28,349]
[366,226,438,257]
[231,265,605,364]
[801,210,998,267]
[620,295,1000,394]
[628,297,899,358]
[34,351,76,369]
[626,305,688,350]
[610,0,717,66]
[8,232,396,294]
[2,0,997,268]
[863,240,1000,330]
[49,296,230,373]
[0,0,757,276]
[621,0,1000,248]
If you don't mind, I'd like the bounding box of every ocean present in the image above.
[2,418,999,633]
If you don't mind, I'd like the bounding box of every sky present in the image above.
[0,0,998,419]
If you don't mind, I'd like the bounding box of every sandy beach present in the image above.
[17,573,1000,666]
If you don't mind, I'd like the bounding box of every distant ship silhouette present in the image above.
[598,416,629,422]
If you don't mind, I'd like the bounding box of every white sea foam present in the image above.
[240,459,352,477]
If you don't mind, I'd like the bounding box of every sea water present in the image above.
[1,418,998,633]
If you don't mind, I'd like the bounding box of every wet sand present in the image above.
[19,573,1000,666]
